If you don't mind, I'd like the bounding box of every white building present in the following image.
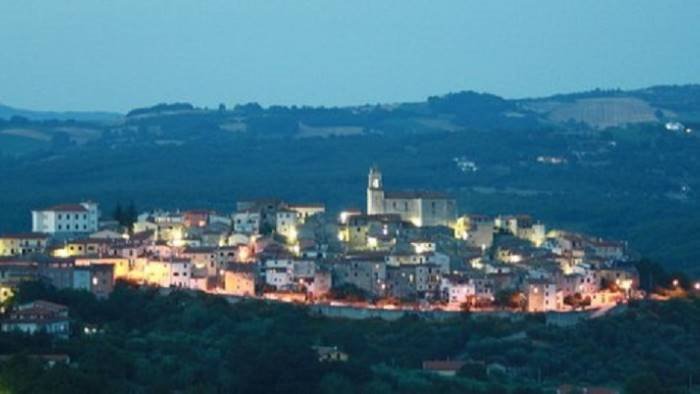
[288,204,325,223]
[232,210,261,235]
[526,280,558,312]
[32,202,99,235]
[440,276,476,306]
[367,166,456,227]
[276,210,299,241]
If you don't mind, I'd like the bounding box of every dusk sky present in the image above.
[1,1,699,112]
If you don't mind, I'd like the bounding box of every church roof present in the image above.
[384,190,452,200]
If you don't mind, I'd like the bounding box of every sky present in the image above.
[0,1,699,113]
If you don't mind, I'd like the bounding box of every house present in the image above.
[72,264,114,299]
[331,253,387,296]
[422,360,466,377]
[410,240,436,254]
[51,238,122,258]
[74,257,132,281]
[313,346,349,363]
[0,233,50,257]
[276,209,299,241]
[526,279,558,312]
[2,300,70,338]
[182,210,211,228]
[338,213,407,249]
[587,239,626,261]
[453,215,494,249]
[89,229,125,240]
[288,204,325,223]
[232,209,262,235]
[0,260,39,294]
[224,264,256,296]
[441,275,476,306]
[181,246,238,277]
[367,166,456,227]
[143,258,192,288]
[495,215,546,246]
[32,202,99,235]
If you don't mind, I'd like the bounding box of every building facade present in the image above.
[32,202,99,235]
[366,167,456,227]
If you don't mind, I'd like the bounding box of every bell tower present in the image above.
[367,166,384,215]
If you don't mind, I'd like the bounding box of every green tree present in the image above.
[112,203,123,225]
[319,373,354,394]
[624,372,663,394]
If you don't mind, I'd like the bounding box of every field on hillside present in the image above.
[0,123,698,274]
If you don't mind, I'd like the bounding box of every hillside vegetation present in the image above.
[1,85,699,274]
[0,281,699,393]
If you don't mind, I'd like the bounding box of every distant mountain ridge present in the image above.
[0,102,123,123]
[2,83,700,134]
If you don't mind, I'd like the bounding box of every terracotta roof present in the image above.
[0,233,50,240]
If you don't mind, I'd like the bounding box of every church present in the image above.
[366,166,457,227]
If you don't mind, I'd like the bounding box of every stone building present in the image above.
[366,167,456,227]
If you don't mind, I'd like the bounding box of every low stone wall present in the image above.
[308,304,594,324]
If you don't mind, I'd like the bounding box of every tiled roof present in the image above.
[41,204,88,212]
[0,233,50,240]
[385,190,451,199]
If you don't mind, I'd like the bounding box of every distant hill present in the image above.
[519,84,700,129]
[3,84,700,135]
[0,103,123,124]
[1,83,700,274]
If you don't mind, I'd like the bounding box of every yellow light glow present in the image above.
[238,246,251,262]
[53,248,70,258]
[367,237,378,249]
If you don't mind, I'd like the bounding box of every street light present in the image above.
[694,282,700,291]
[672,279,680,288]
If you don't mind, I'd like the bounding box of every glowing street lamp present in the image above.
[672,279,680,288]
[694,282,700,291]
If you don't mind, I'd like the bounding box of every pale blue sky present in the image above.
[0,1,698,112]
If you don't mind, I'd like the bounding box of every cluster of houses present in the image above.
[0,167,641,337]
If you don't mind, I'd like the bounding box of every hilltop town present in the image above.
[0,166,646,323]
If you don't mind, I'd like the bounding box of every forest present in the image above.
[0,277,698,394]
[1,85,699,276]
